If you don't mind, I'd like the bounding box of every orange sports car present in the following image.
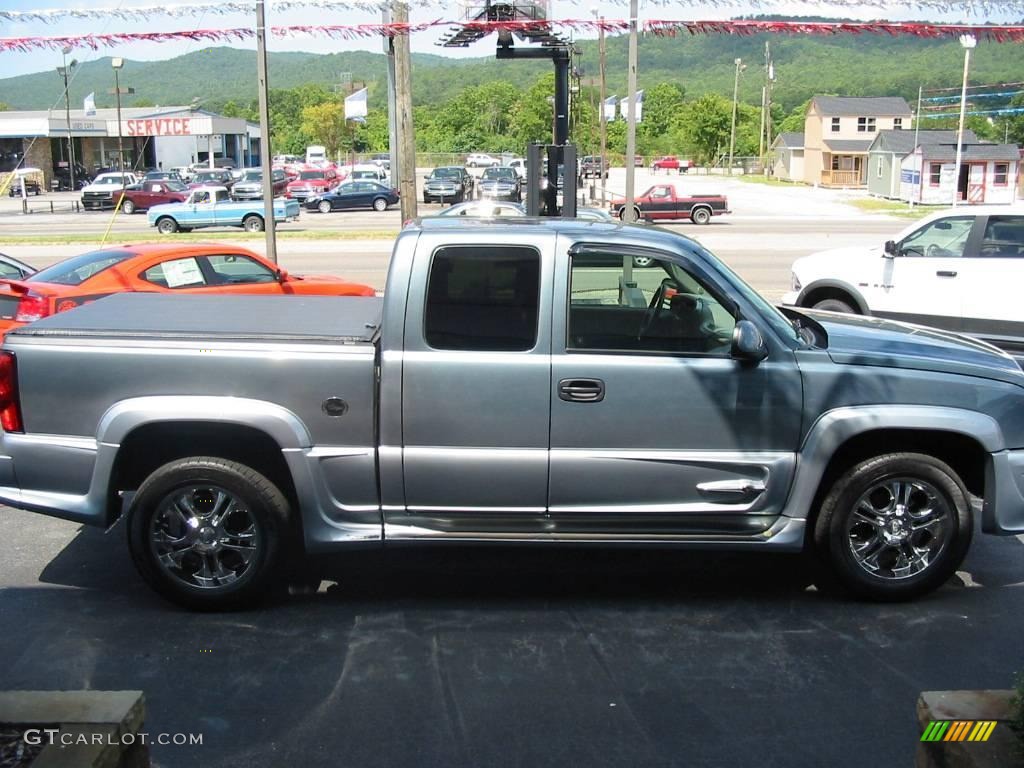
[0,243,375,337]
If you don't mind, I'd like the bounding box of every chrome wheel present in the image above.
[149,485,261,590]
[845,477,951,580]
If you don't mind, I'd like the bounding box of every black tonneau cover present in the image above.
[9,294,383,344]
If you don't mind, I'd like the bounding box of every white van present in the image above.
[306,145,327,165]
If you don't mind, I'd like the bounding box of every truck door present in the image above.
[395,236,553,533]
[547,241,801,535]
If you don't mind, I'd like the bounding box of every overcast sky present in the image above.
[1,0,1016,84]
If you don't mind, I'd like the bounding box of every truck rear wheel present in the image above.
[691,207,711,225]
[812,453,972,601]
[156,217,178,234]
[126,457,291,611]
[243,214,265,232]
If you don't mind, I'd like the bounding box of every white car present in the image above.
[784,206,1024,354]
[465,153,500,168]
[507,158,527,179]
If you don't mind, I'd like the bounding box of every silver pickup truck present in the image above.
[2,219,1024,609]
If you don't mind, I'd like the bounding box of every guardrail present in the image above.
[19,199,81,214]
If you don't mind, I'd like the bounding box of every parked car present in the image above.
[611,184,729,224]
[346,165,388,184]
[651,156,694,173]
[784,207,1024,357]
[477,166,522,202]
[7,179,41,197]
[118,180,189,214]
[436,201,525,217]
[507,158,527,180]
[143,171,183,183]
[80,172,140,210]
[633,154,645,167]
[305,181,399,213]
[282,168,335,201]
[466,153,500,168]
[0,243,374,339]
[423,167,474,204]
[576,207,616,222]
[4,218,1024,609]
[0,252,36,281]
[53,163,90,191]
[580,155,609,179]
[232,168,290,201]
[148,186,300,233]
[369,153,391,172]
[188,169,235,191]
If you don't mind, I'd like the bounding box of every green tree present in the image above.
[510,73,556,147]
[637,83,685,154]
[676,93,733,164]
[300,102,352,159]
[776,98,812,135]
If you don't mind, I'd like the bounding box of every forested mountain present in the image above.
[3,25,1024,114]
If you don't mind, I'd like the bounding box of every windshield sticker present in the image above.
[163,258,205,288]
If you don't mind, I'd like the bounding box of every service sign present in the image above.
[115,117,213,137]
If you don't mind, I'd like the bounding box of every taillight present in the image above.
[14,293,50,323]
[0,352,24,433]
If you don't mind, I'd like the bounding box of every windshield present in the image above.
[30,249,135,286]
[431,168,461,180]
[165,181,187,192]
[96,176,125,185]
[299,171,324,180]
[483,168,516,181]
[242,171,262,182]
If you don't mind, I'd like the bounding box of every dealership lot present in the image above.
[4,172,1023,768]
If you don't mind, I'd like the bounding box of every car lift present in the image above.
[440,1,578,217]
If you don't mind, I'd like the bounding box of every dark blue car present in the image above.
[306,181,399,213]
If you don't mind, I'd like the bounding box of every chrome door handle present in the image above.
[936,270,958,277]
[696,479,766,496]
[558,378,605,403]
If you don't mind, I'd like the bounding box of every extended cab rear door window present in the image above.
[424,245,540,351]
[568,250,736,355]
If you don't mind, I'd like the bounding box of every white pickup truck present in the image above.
[80,172,140,210]
[146,186,301,233]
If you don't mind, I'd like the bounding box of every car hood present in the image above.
[808,310,1024,386]
[798,245,883,268]
[81,183,123,193]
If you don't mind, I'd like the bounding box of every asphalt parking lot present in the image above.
[5,169,1021,767]
[2,508,1023,767]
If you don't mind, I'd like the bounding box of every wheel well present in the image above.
[691,204,712,213]
[107,422,300,524]
[800,284,864,312]
[808,429,988,523]
[243,213,263,221]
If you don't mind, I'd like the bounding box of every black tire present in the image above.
[372,197,388,212]
[121,199,135,215]
[692,207,712,225]
[318,200,332,214]
[127,457,292,611]
[243,214,264,232]
[812,452,972,601]
[156,217,178,234]
[812,298,856,314]
[423,194,430,204]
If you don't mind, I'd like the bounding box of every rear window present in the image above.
[299,171,325,180]
[30,249,135,286]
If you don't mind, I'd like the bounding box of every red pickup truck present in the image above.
[651,156,694,173]
[611,184,729,224]
[118,180,189,214]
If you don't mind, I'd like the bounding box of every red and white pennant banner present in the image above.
[3,19,1024,52]
[4,0,1024,21]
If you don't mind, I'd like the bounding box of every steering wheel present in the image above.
[637,279,670,340]
[925,243,948,258]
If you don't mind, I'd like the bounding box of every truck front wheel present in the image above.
[121,199,135,215]
[127,457,291,611]
[156,217,178,234]
[812,453,972,601]
[243,214,265,232]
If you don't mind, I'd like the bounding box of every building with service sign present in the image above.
[0,106,260,188]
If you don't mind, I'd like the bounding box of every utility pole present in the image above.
[598,14,607,205]
[393,2,417,221]
[383,7,399,184]
[255,0,277,263]
[58,47,77,191]
[758,85,766,164]
[623,0,638,223]
[764,42,773,170]
[728,58,744,176]
[952,34,977,207]
[910,84,922,208]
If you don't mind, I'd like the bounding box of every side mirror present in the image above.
[731,320,768,363]
[883,240,898,258]
[276,268,289,283]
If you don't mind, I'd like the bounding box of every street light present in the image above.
[952,34,976,206]
[56,47,77,191]
[109,58,134,177]
[728,58,746,176]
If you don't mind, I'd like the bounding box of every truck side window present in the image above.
[424,245,540,352]
[568,251,736,355]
